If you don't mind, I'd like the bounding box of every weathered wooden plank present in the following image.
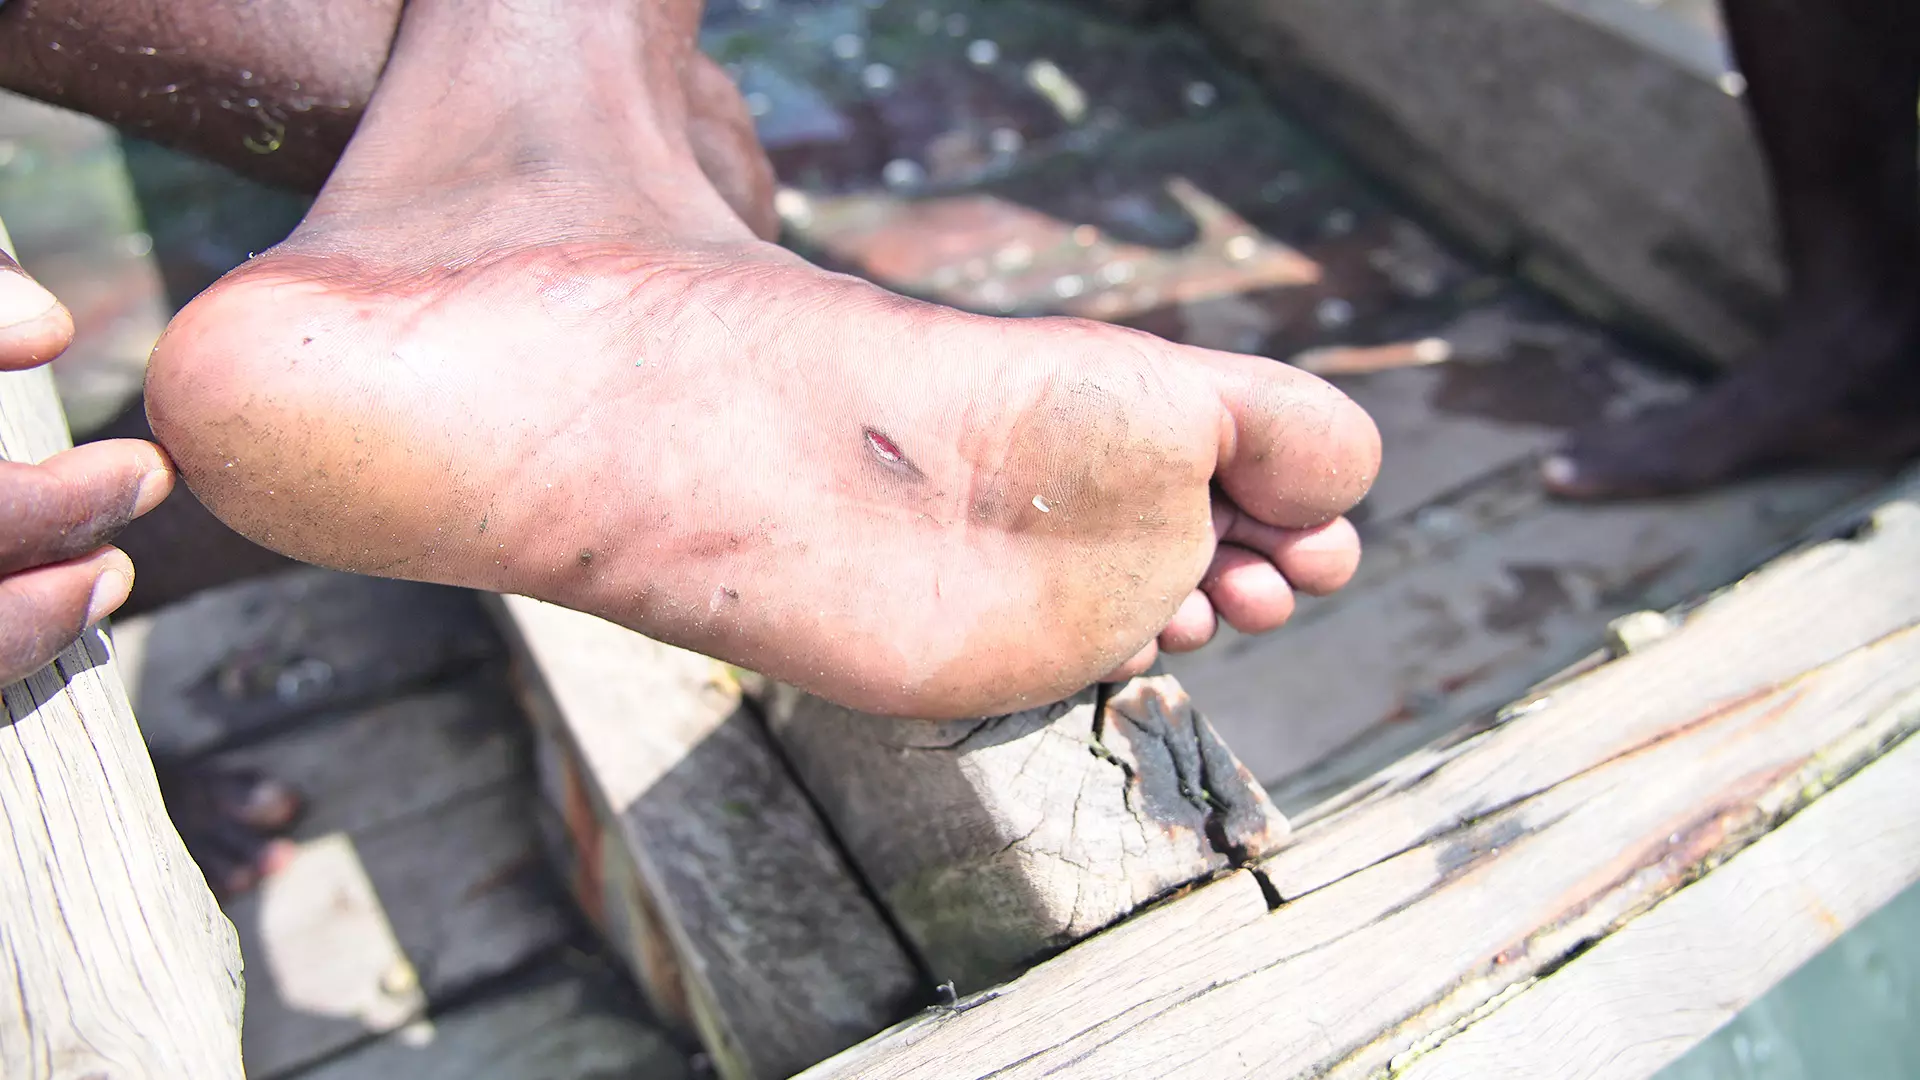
[205,678,525,839]
[760,672,1289,993]
[1267,466,1920,890]
[232,787,569,1080]
[1395,728,1920,1080]
[111,566,501,758]
[1170,466,1877,804]
[0,242,246,1078]
[491,595,922,1080]
[792,468,1920,1080]
[1189,0,1778,364]
[295,968,692,1080]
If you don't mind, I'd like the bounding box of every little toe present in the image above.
[1099,639,1160,684]
[1216,507,1361,596]
[204,768,306,832]
[1201,545,1296,634]
[1157,590,1219,653]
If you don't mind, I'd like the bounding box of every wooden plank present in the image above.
[491,595,922,1080]
[1395,729,1920,1080]
[1190,0,1778,364]
[1169,466,1877,804]
[0,246,246,1077]
[111,566,501,758]
[208,678,526,839]
[185,678,559,1079]
[295,968,692,1080]
[232,787,569,1080]
[792,467,1920,1079]
[760,672,1290,993]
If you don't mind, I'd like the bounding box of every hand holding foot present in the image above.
[145,0,1379,719]
[0,253,174,683]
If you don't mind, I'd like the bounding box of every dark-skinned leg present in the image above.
[1545,0,1920,498]
[3,0,779,897]
[0,0,779,229]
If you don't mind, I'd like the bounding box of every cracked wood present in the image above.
[792,465,1920,1079]
[0,348,246,1078]
[760,671,1290,992]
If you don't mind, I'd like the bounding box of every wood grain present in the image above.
[1395,728,1920,1080]
[295,968,692,1080]
[793,467,1920,1079]
[492,595,922,1080]
[761,671,1289,993]
[0,332,245,1075]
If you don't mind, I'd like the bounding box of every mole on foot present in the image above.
[145,0,1379,719]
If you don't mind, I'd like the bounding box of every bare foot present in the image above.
[1544,300,1920,499]
[156,764,302,898]
[146,0,1379,719]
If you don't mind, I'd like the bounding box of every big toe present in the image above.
[1200,349,1380,528]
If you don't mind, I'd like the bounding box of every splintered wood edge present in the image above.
[486,594,923,1080]
[757,672,1289,991]
[1,362,246,1079]
[790,468,1920,1079]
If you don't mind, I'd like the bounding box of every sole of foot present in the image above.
[145,0,1380,719]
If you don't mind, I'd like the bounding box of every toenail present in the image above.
[0,271,59,329]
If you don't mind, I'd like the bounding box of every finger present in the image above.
[1218,510,1362,596]
[0,439,174,577]
[1157,589,1218,653]
[1200,544,1297,634]
[0,250,75,371]
[0,546,134,685]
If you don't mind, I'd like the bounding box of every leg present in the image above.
[144,0,1379,720]
[1545,0,1920,498]
[0,0,779,234]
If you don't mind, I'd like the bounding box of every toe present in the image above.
[1157,590,1218,653]
[1216,507,1361,596]
[1198,348,1381,528]
[1201,545,1296,634]
[205,768,306,833]
[1100,639,1160,684]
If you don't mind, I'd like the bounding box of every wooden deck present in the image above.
[3,0,1916,1074]
[110,570,696,1079]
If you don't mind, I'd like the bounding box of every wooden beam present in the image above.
[793,466,1920,1079]
[1189,0,1777,365]
[760,671,1290,993]
[490,595,923,1080]
[0,274,245,1076]
[1394,727,1920,1080]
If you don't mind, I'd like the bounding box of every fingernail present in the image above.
[0,271,59,329]
[134,467,175,516]
[85,568,133,626]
